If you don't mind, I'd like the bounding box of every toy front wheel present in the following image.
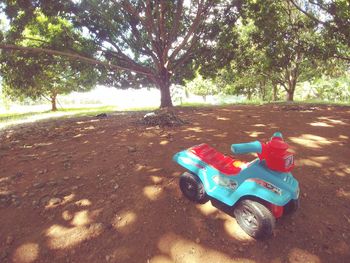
[179,172,208,204]
[234,199,275,239]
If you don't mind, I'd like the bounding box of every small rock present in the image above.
[6,235,14,245]
[48,197,62,206]
[195,238,200,244]
[303,193,307,198]
[110,194,118,200]
[76,176,81,180]
[13,172,24,180]
[47,181,57,187]
[114,184,119,190]
[13,200,21,207]
[0,250,8,260]
[71,186,79,191]
[63,176,69,180]
[106,255,111,262]
[96,113,107,118]
[33,182,45,189]
[127,146,137,153]
[238,247,245,252]
[62,210,73,221]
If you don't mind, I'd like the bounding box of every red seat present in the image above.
[190,144,241,175]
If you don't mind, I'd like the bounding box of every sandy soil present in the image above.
[1,104,350,263]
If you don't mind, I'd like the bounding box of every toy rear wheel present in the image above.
[234,199,275,239]
[179,172,208,204]
[284,198,300,215]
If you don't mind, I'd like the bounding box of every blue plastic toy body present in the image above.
[173,132,299,218]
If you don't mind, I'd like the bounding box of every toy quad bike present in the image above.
[173,132,299,239]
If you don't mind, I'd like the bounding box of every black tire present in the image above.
[234,199,275,239]
[284,198,300,215]
[179,172,208,203]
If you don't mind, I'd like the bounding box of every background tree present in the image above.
[0,12,99,111]
[289,0,350,61]
[185,73,218,101]
[1,0,241,108]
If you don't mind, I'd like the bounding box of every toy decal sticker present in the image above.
[284,155,294,168]
[212,175,238,190]
[247,178,282,195]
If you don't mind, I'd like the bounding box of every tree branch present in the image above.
[0,44,154,76]
[288,0,327,25]
[169,0,205,62]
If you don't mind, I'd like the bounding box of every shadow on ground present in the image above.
[1,104,350,263]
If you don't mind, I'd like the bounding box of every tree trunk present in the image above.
[286,76,297,102]
[51,93,57,111]
[247,87,252,101]
[158,68,173,108]
[160,84,173,108]
[286,90,294,101]
[273,85,278,101]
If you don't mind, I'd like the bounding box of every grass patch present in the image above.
[0,106,118,130]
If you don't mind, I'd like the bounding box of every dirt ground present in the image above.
[1,104,350,263]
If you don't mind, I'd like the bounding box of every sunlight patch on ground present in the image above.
[195,202,218,216]
[45,193,75,209]
[297,156,329,168]
[317,116,347,125]
[246,131,265,138]
[289,134,335,149]
[46,223,104,249]
[216,117,230,121]
[214,132,228,138]
[13,243,39,263]
[150,175,163,184]
[309,121,333,127]
[223,217,254,242]
[75,199,92,206]
[156,232,255,263]
[288,248,321,263]
[160,140,170,145]
[112,211,137,234]
[71,210,93,226]
[185,127,204,133]
[336,188,350,198]
[143,185,163,201]
[332,164,350,177]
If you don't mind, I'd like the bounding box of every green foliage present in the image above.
[0,11,99,108]
[185,73,219,97]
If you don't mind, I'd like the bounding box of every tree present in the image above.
[0,12,99,111]
[241,0,323,101]
[1,0,241,108]
[185,73,218,101]
[288,0,350,61]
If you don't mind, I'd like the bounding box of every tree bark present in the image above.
[159,82,173,108]
[247,87,252,101]
[286,90,294,101]
[157,66,173,108]
[51,93,57,111]
[273,85,278,101]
